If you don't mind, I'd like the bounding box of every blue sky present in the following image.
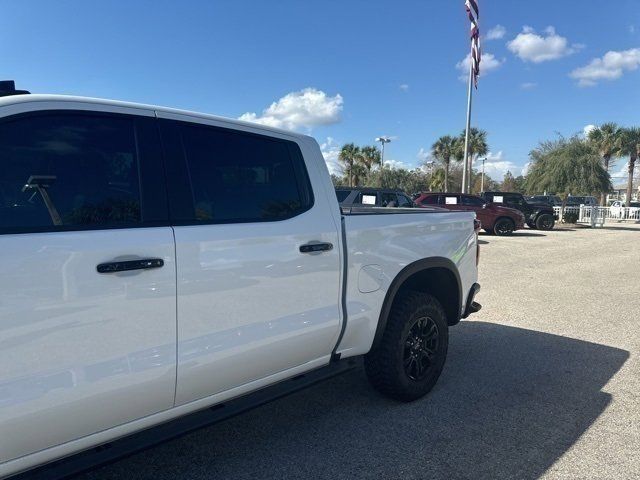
[1,0,639,183]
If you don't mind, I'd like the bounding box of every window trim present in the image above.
[0,109,169,236]
[160,119,315,226]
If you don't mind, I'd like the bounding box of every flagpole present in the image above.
[462,56,473,194]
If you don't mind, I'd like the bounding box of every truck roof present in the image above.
[0,93,312,141]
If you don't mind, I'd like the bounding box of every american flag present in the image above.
[465,0,481,87]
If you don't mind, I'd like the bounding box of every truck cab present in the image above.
[0,84,481,478]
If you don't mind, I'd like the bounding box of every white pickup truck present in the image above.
[0,82,481,479]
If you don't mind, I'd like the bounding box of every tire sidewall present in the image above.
[494,218,514,236]
[390,298,449,399]
[536,213,555,230]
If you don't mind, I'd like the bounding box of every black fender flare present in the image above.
[370,257,462,351]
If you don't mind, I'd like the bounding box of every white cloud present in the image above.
[320,137,342,175]
[399,84,409,92]
[520,82,538,89]
[384,159,411,170]
[239,88,343,131]
[478,151,526,179]
[456,52,504,80]
[583,124,596,137]
[486,25,506,40]
[507,26,581,63]
[417,147,430,163]
[569,48,640,86]
[630,25,636,34]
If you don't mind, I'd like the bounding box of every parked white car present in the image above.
[0,83,481,478]
[610,201,640,219]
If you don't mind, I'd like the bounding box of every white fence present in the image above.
[553,205,640,226]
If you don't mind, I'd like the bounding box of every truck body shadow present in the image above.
[80,322,628,480]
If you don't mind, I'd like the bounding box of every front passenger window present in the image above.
[0,113,142,233]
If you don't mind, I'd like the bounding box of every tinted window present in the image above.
[504,194,523,205]
[381,192,397,207]
[335,190,352,203]
[397,194,413,207]
[180,125,312,223]
[462,195,485,206]
[419,195,440,205]
[0,113,142,232]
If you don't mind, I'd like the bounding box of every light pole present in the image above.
[375,136,392,165]
[480,157,486,193]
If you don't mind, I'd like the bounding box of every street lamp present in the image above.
[375,136,392,164]
[480,157,487,193]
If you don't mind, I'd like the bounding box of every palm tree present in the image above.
[339,143,360,187]
[458,128,488,192]
[452,137,465,190]
[587,123,621,204]
[359,145,382,173]
[429,168,446,192]
[619,127,640,207]
[351,162,368,187]
[431,135,456,192]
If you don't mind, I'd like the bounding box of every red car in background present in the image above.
[414,192,525,236]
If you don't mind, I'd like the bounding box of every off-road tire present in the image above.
[535,213,555,230]
[494,218,515,236]
[364,292,449,402]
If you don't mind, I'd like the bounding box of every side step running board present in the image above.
[10,357,361,480]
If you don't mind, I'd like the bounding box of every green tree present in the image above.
[351,162,368,187]
[452,138,465,190]
[431,135,456,192]
[501,171,516,191]
[339,143,360,187]
[587,123,621,204]
[330,173,345,187]
[524,136,612,200]
[359,145,382,173]
[513,175,526,193]
[618,127,640,207]
[429,168,446,192]
[457,128,488,192]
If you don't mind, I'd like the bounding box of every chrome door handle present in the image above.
[97,258,164,273]
[299,242,333,254]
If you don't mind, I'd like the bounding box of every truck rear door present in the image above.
[158,117,342,406]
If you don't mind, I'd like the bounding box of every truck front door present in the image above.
[0,109,177,464]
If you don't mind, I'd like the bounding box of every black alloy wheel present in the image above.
[403,316,439,380]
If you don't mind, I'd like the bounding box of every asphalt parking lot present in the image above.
[80,223,640,480]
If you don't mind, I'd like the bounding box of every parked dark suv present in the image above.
[481,191,556,230]
[336,187,416,208]
[415,192,525,235]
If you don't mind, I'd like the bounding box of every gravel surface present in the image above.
[79,223,640,480]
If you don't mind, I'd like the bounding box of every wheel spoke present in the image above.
[403,316,440,380]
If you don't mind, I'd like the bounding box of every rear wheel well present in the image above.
[397,268,460,326]
[370,260,463,351]
[495,216,515,225]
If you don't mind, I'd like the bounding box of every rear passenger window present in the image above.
[420,195,440,205]
[0,113,142,233]
[462,196,485,206]
[397,194,413,207]
[335,190,351,203]
[179,125,313,223]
